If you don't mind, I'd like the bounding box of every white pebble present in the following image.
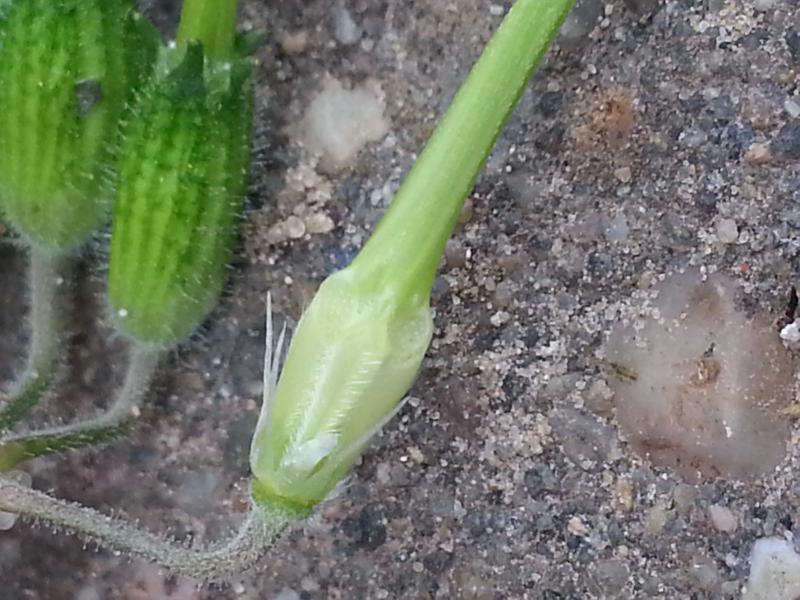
[715,218,738,244]
[708,504,737,533]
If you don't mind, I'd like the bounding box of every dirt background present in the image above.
[3,0,800,598]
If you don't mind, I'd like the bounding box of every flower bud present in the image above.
[107,42,254,345]
[248,0,575,510]
[250,269,433,509]
[0,0,158,252]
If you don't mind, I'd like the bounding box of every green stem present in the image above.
[0,247,70,432]
[0,477,304,579]
[0,344,161,470]
[351,0,575,300]
[176,0,240,62]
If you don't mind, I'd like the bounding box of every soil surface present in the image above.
[3,0,800,598]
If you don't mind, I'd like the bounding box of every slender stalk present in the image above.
[176,0,240,62]
[351,0,575,301]
[0,246,70,432]
[0,345,161,470]
[0,476,303,580]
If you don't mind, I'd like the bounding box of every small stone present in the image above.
[568,516,589,536]
[786,98,800,119]
[594,559,629,594]
[771,123,800,160]
[744,538,800,599]
[523,465,560,498]
[613,166,632,183]
[689,555,720,592]
[715,218,738,244]
[605,213,629,242]
[304,212,335,234]
[614,476,634,512]
[444,239,467,269]
[645,503,670,535]
[493,280,514,307]
[301,78,389,172]
[279,30,309,55]
[744,142,772,165]
[539,91,563,117]
[488,4,505,16]
[333,6,361,45]
[285,215,306,239]
[753,0,777,8]
[779,320,800,349]
[266,221,287,244]
[559,0,603,48]
[673,484,697,514]
[680,126,708,148]
[584,378,615,417]
[550,407,615,469]
[708,504,738,533]
[786,30,800,63]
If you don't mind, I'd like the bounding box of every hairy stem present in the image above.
[0,476,304,579]
[0,345,161,470]
[0,247,70,432]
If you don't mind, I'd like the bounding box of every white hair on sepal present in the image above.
[250,292,287,467]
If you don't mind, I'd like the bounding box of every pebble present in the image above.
[613,166,632,183]
[285,215,306,239]
[771,123,800,160]
[493,280,514,307]
[614,476,634,512]
[744,538,800,599]
[567,515,589,536]
[539,91,563,117]
[688,555,720,592]
[583,378,615,418]
[715,217,738,244]
[279,30,309,55]
[708,504,737,533]
[444,239,467,269]
[604,213,629,242]
[304,212,335,234]
[744,142,773,165]
[785,97,800,119]
[559,0,603,48]
[301,78,389,172]
[673,484,697,514]
[645,503,670,535]
[333,6,361,45]
[594,559,629,594]
[786,30,800,63]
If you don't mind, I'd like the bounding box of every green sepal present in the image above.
[0,419,132,472]
[108,43,254,346]
[0,0,158,253]
[251,478,314,516]
[234,29,267,57]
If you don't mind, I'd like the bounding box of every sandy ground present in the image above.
[3,0,800,598]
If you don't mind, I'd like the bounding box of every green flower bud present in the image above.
[0,0,158,252]
[107,42,254,346]
[249,0,575,510]
[250,271,434,509]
